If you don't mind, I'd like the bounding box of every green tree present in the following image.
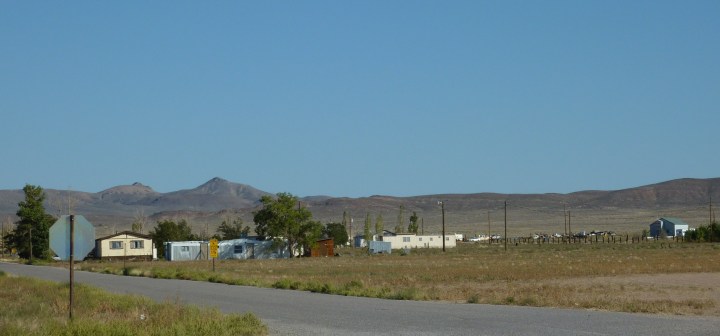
[364,212,372,244]
[323,222,349,246]
[1,217,10,255]
[216,217,250,240]
[149,219,198,257]
[253,193,316,257]
[375,214,384,236]
[408,212,419,234]
[686,222,720,242]
[10,185,55,260]
[299,220,324,256]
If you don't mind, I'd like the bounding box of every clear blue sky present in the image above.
[2,1,718,197]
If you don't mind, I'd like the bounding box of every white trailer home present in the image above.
[165,238,291,261]
[378,231,456,249]
[95,231,156,261]
[218,238,289,260]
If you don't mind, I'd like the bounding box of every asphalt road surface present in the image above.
[2,262,718,335]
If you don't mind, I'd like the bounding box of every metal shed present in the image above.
[369,241,392,254]
[164,241,208,261]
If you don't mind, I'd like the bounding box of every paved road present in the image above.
[2,262,718,335]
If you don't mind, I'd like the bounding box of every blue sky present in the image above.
[2,1,718,197]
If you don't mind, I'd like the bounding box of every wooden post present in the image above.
[504,201,508,251]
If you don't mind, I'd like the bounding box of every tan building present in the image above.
[95,231,155,261]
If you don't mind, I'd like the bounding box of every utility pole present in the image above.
[1,218,4,258]
[438,201,446,252]
[564,204,567,236]
[487,211,491,239]
[711,196,715,224]
[421,217,424,235]
[568,210,572,236]
[123,233,127,270]
[29,226,33,263]
[504,201,508,251]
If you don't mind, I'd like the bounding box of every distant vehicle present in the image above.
[469,235,488,242]
[490,234,502,240]
[552,233,562,238]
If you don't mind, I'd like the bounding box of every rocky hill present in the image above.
[0,177,718,237]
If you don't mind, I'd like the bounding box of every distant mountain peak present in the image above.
[192,177,258,196]
[207,177,227,183]
[97,182,158,203]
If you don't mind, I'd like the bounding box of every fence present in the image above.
[486,235,686,246]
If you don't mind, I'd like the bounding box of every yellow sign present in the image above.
[209,239,219,258]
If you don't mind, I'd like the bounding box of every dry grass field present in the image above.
[78,241,720,317]
[0,271,267,336]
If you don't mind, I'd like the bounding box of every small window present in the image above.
[418,237,423,241]
[130,240,144,249]
[430,238,434,241]
[403,237,410,242]
[234,245,243,254]
[110,241,123,249]
[181,246,190,252]
[446,237,450,241]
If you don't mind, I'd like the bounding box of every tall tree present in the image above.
[253,193,317,257]
[2,216,12,256]
[341,211,351,239]
[323,222,349,246]
[408,212,419,234]
[216,217,250,240]
[10,185,55,259]
[364,212,372,244]
[395,205,405,233]
[375,214,384,236]
[131,208,147,233]
[149,219,197,257]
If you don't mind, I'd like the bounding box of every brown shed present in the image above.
[310,238,334,257]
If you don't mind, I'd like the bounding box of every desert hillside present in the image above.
[1,177,718,237]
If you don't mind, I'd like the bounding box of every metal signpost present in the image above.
[69,215,74,320]
[209,239,218,272]
[49,215,96,320]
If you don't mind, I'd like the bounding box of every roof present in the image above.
[658,217,690,226]
[95,231,152,241]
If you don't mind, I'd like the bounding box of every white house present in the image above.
[649,218,690,237]
[95,231,156,261]
[378,230,456,249]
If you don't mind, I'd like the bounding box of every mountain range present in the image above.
[1,177,718,237]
